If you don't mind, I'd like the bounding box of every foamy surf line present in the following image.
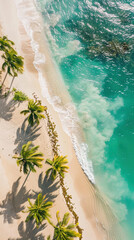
[14,0,95,183]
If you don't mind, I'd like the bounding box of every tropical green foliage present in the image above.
[53,211,81,239]
[0,36,82,239]
[20,99,46,126]
[13,88,28,102]
[2,49,24,77]
[1,49,24,88]
[0,35,15,52]
[24,193,53,228]
[13,141,44,174]
[46,155,69,180]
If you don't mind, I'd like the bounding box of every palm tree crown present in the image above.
[1,49,24,88]
[24,193,53,228]
[46,155,69,180]
[53,211,81,239]
[13,141,44,174]
[21,99,46,126]
[0,35,15,52]
[2,49,24,77]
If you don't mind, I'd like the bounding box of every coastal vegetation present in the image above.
[48,211,81,239]
[1,49,24,89]
[44,109,83,239]
[44,108,60,156]
[13,141,44,174]
[20,98,46,126]
[23,193,53,228]
[46,155,69,180]
[13,88,28,102]
[0,36,15,52]
[0,35,81,239]
[0,35,24,91]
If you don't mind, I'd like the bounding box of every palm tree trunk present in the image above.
[9,76,15,91]
[1,71,8,87]
[19,170,31,192]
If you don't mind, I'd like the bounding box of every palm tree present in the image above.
[1,49,24,88]
[13,141,44,175]
[24,193,53,228]
[46,155,69,180]
[0,35,15,52]
[20,99,46,126]
[9,53,24,90]
[52,211,81,239]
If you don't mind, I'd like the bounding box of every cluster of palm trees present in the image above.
[13,96,81,239]
[0,35,81,239]
[0,36,24,91]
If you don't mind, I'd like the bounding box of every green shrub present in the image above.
[13,88,28,102]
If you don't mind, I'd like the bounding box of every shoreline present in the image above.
[19,0,95,184]
[0,0,124,239]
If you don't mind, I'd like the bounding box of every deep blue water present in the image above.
[36,0,134,238]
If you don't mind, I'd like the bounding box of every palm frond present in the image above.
[46,159,53,165]
[13,141,44,175]
[24,193,53,227]
[46,156,69,181]
[21,99,45,126]
[53,211,81,239]
[56,211,61,224]
[20,109,30,115]
[62,212,70,226]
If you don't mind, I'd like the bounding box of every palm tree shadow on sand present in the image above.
[14,119,41,153]
[8,221,46,240]
[0,177,34,224]
[0,94,18,121]
[33,172,59,203]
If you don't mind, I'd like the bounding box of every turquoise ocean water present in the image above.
[36,0,134,238]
